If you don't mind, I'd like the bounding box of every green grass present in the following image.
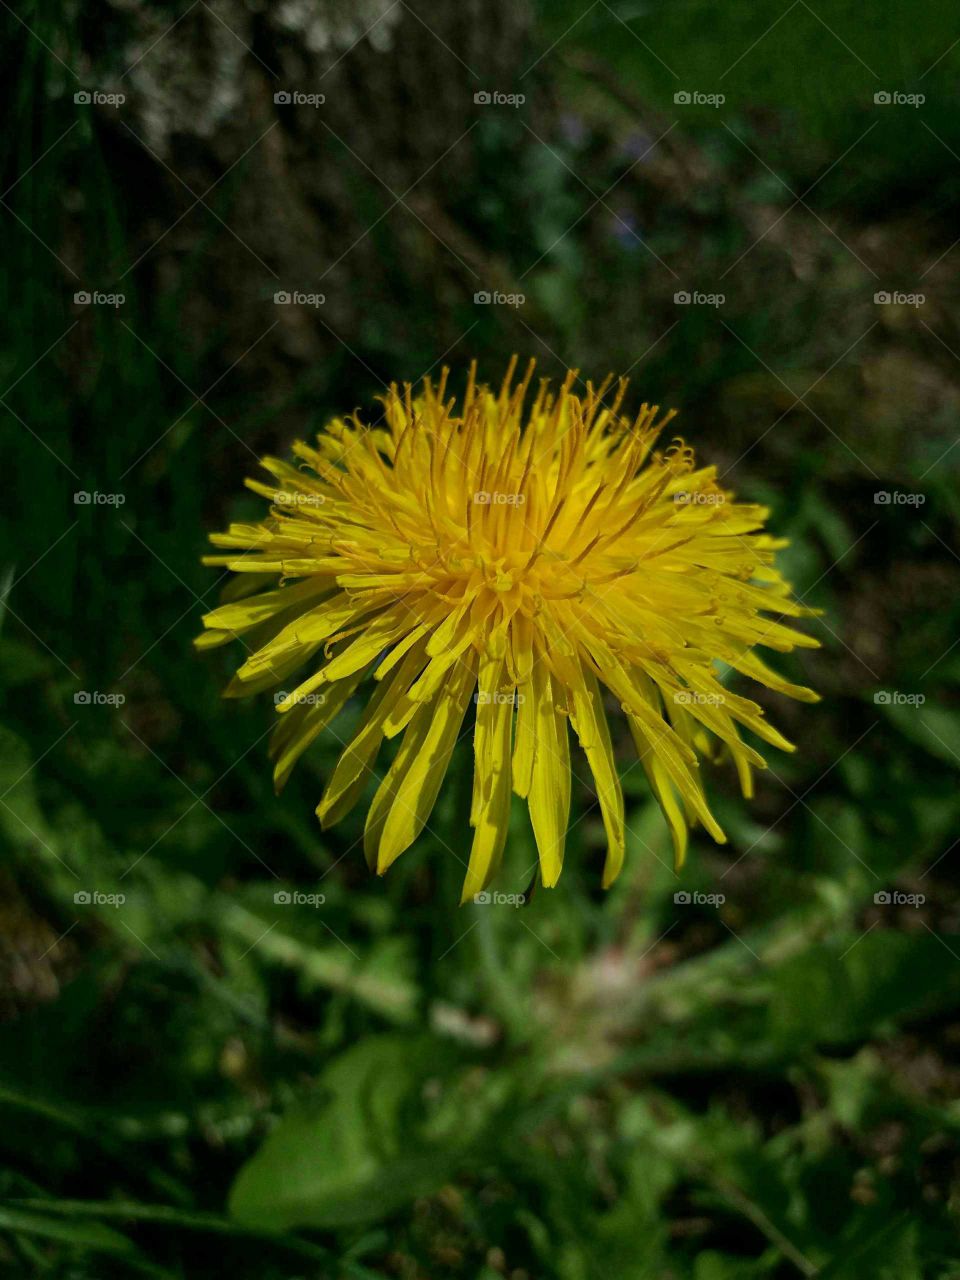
[2,1,960,1276]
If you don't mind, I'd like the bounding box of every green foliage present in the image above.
[2,0,960,1277]
[230,1034,505,1230]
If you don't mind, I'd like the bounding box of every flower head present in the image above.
[198,359,819,900]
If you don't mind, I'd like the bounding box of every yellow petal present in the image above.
[460,654,514,903]
[269,668,366,792]
[365,656,477,874]
[223,642,324,698]
[318,609,416,685]
[317,643,427,828]
[200,576,333,635]
[601,656,727,845]
[630,725,689,870]
[568,662,626,889]
[527,659,570,887]
[232,594,371,682]
[511,670,536,798]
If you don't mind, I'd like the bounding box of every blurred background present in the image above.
[2,1,960,1276]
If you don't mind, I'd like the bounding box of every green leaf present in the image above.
[817,1211,921,1280]
[0,1204,136,1254]
[229,1035,495,1229]
[769,931,960,1048]
[878,701,960,770]
[694,1250,778,1280]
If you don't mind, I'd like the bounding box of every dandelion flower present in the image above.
[197,359,819,900]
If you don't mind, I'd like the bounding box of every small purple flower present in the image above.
[559,112,588,148]
[608,209,641,249]
[620,130,653,162]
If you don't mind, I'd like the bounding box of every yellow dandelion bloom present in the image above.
[197,358,819,900]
